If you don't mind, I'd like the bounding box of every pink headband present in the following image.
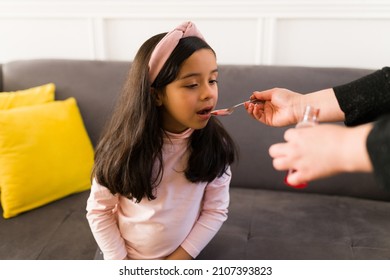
[148,21,205,84]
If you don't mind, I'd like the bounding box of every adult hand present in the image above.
[245,88,305,127]
[245,88,345,126]
[269,123,373,186]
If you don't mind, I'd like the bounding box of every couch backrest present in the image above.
[2,59,128,146]
[2,59,389,201]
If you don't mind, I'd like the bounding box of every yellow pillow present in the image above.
[0,83,55,110]
[0,83,55,193]
[0,98,94,218]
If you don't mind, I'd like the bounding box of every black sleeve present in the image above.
[333,67,390,126]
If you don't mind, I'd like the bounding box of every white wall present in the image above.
[1,0,390,69]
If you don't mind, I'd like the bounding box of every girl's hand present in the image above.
[165,246,193,260]
[245,88,305,127]
[269,123,373,186]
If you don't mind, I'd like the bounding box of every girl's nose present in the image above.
[201,85,215,100]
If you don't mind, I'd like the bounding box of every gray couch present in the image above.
[1,59,390,260]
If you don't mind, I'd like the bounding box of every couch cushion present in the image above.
[197,187,390,259]
[0,98,94,218]
[0,191,96,259]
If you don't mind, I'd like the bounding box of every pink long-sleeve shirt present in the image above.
[86,128,231,260]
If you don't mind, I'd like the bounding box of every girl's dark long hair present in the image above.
[93,34,237,202]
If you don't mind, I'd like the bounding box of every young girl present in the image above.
[86,21,237,260]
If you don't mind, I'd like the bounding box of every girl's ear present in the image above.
[152,88,163,106]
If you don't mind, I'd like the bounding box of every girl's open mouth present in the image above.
[197,109,211,115]
[197,107,213,115]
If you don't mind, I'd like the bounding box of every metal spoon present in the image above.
[211,99,264,116]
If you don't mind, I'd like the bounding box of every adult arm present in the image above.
[270,123,373,186]
[366,115,390,190]
[334,67,390,189]
[246,88,345,126]
[334,67,390,126]
[246,67,390,127]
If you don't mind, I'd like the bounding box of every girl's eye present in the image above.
[209,79,218,85]
[185,84,198,88]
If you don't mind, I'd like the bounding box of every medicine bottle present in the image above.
[285,105,320,188]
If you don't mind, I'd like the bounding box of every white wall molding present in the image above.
[2,1,390,18]
[1,1,390,68]
[89,17,106,60]
[259,18,276,65]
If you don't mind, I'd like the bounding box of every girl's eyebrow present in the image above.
[178,68,218,80]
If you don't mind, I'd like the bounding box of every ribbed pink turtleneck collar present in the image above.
[164,128,194,142]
